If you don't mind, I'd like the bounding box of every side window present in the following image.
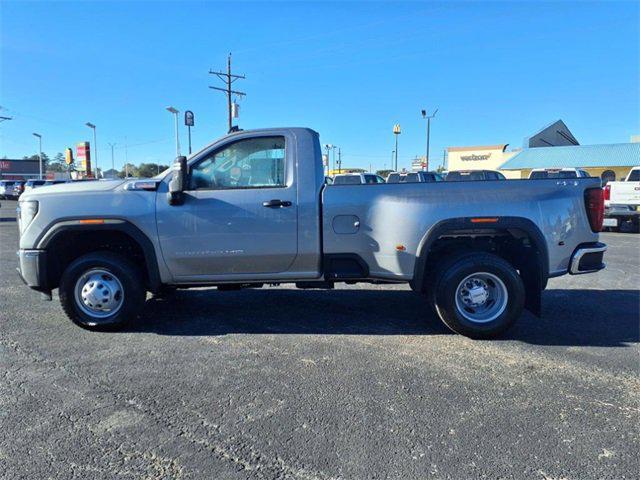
[364,175,377,184]
[189,136,286,190]
[405,173,419,183]
[376,175,385,183]
[600,170,615,184]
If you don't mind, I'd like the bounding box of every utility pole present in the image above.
[108,143,116,175]
[209,53,246,133]
[337,148,342,174]
[421,109,438,171]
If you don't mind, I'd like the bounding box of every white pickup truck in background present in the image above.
[603,166,640,232]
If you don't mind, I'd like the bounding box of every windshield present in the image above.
[627,169,640,181]
[333,175,362,185]
[446,171,486,181]
[530,170,577,179]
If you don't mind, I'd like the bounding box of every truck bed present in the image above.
[322,178,602,279]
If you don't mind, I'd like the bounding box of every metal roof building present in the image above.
[501,142,640,170]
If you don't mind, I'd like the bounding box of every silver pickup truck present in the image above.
[16,127,607,338]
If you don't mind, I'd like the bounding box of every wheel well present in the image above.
[45,229,149,290]
[419,227,547,315]
[425,228,538,271]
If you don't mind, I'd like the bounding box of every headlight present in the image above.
[17,200,38,236]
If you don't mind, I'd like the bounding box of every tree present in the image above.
[137,163,170,178]
[118,163,139,178]
[48,152,66,173]
[376,169,394,178]
[23,153,50,171]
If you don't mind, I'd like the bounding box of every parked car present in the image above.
[0,180,17,199]
[386,171,445,183]
[23,180,47,194]
[529,168,590,179]
[11,181,26,199]
[332,173,385,184]
[445,170,506,181]
[603,166,640,232]
[17,127,606,339]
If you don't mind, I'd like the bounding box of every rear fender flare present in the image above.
[412,217,549,316]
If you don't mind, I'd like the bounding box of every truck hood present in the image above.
[20,179,127,201]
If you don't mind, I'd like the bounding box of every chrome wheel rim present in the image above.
[74,268,124,319]
[454,272,508,324]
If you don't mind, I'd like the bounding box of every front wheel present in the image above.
[431,253,525,339]
[59,251,146,330]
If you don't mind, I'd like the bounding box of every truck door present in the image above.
[156,135,298,279]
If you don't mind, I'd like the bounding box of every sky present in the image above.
[1,1,638,172]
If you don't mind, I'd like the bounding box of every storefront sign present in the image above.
[461,153,492,161]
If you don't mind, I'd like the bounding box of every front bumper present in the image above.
[569,242,606,275]
[16,249,49,292]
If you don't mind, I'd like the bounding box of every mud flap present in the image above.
[521,255,543,317]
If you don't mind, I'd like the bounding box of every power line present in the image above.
[209,53,246,133]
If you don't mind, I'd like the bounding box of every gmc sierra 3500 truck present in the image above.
[16,128,607,338]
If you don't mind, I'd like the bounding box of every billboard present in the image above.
[76,142,92,175]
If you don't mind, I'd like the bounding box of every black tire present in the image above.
[430,252,525,339]
[59,251,146,330]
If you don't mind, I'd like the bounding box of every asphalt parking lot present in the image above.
[1,199,638,479]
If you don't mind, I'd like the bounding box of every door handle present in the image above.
[262,199,292,208]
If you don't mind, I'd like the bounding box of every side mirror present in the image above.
[167,156,187,206]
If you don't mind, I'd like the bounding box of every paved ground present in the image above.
[1,199,638,479]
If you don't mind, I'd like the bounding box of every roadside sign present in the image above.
[185,110,194,126]
[76,142,92,175]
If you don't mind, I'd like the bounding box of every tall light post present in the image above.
[108,142,116,177]
[324,144,333,175]
[85,122,98,178]
[421,108,438,171]
[32,133,43,179]
[166,106,181,156]
[393,124,401,172]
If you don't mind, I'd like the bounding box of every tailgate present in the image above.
[610,182,640,206]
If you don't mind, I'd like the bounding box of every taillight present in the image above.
[585,188,604,232]
[603,184,611,201]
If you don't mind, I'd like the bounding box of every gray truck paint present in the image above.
[18,127,601,288]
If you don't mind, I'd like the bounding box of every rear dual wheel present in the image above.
[429,252,525,339]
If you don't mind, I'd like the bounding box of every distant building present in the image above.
[0,159,40,180]
[446,144,520,178]
[446,119,640,181]
[500,142,640,181]
[524,119,579,148]
[102,168,120,179]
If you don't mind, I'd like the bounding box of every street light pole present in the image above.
[32,133,42,179]
[166,106,181,156]
[108,143,116,176]
[85,122,98,178]
[324,144,333,175]
[421,109,438,171]
[393,124,401,171]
